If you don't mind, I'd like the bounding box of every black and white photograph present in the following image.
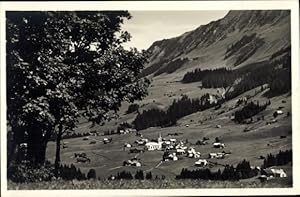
[1,1,299,196]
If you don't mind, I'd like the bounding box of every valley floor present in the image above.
[44,91,292,188]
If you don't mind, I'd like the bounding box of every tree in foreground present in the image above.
[7,11,150,174]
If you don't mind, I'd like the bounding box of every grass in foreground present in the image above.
[8,178,292,190]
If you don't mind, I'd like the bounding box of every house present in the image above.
[213,142,225,149]
[169,139,177,144]
[271,168,287,177]
[103,137,112,144]
[145,134,163,151]
[251,166,261,172]
[216,125,222,128]
[119,130,125,134]
[145,142,162,151]
[124,143,132,148]
[135,138,149,145]
[209,152,225,159]
[163,152,178,161]
[135,139,145,145]
[176,148,186,155]
[162,141,171,149]
[276,110,284,115]
[209,153,217,158]
[123,158,141,167]
[195,159,208,167]
[261,168,287,178]
[83,136,89,140]
[216,152,225,159]
[123,143,132,151]
[187,147,200,158]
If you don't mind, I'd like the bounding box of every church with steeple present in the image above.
[145,133,163,151]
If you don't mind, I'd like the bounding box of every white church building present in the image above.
[145,134,163,151]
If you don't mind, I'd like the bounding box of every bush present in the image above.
[87,169,97,179]
[134,170,144,180]
[7,163,55,183]
[146,171,153,180]
[115,171,133,180]
[59,164,86,180]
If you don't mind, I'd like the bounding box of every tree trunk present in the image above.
[54,123,63,174]
[27,126,47,165]
[7,126,25,166]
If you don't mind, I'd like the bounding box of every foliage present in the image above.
[134,170,144,180]
[58,164,86,181]
[87,169,97,179]
[117,122,133,131]
[226,53,291,99]
[182,67,236,88]
[146,171,153,180]
[176,160,257,181]
[7,162,55,183]
[126,103,139,114]
[133,94,216,130]
[234,101,268,123]
[114,170,133,180]
[7,11,150,169]
[235,160,257,179]
[262,149,292,168]
[181,52,290,102]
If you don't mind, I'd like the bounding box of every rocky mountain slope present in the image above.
[142,10,290,80]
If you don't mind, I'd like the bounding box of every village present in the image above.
[64,112,289,183]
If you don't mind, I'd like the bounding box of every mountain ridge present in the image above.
[143,10,290,78]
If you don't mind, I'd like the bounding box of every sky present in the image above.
[121,11,229,50]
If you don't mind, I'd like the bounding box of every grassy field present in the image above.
[45,86,292,182]
[7,177,292,190]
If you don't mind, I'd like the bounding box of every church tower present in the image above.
[158,133,162,143]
